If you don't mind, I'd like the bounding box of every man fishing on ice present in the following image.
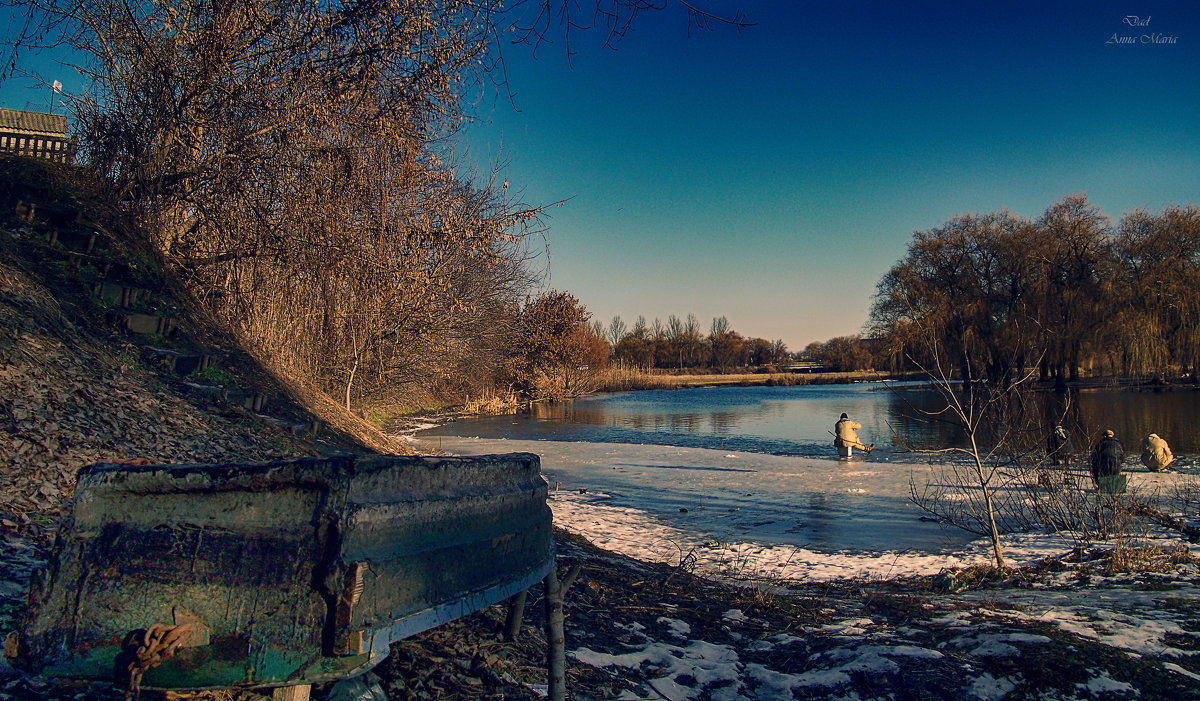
[834,412,873,458]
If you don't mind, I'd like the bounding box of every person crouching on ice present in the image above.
[1140,433,1174,472]
[834,412,873,458]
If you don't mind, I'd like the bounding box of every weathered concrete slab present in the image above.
[8,454,553,691]
[94,282,149,309]
[143,346,213,375]
[120,312,174,336]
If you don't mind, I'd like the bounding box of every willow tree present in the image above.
[1112,205,1200,380]
[1031,195,1115,387]
[869,210,1042,388]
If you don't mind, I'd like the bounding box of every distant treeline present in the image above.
[809,195,1200,387]
[589,314,789,372]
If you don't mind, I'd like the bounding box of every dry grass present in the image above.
[462,390,522,415]
[268,369,408,455]
[1105,543,1198,575]
[590,365,886,393]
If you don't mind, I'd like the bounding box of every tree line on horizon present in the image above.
[802,195,1200,387]
[593,314,789,372]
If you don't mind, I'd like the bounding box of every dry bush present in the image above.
[591,362,677,392]
[463,391,522,416]
[1104,543,1197,575]
[35,0,547,415]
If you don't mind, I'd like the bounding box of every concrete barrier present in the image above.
[7,454,554,692]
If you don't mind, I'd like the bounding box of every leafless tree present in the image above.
[9,0,556,410]
[1033,195,1114,387]
[503,0,752,63]
[607,315,627,347]
[1111,205,1200,380]
[900,341,1052,569]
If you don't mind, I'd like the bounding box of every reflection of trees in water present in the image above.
[1073,390,1200,454]
[528,402,571,421]
[669,414,701,433]
[888,387,1200,454]
[885,390,972,450]
[708,411,737,435]
[1035,388,1200,455]
[535,392,794,437]
[530,386,1200,455]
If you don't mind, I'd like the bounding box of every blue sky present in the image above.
[465,0,1200,349]
[5,1,1199,350]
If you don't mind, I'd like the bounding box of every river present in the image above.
[419,381,1200,462]
[415,382,1198,556]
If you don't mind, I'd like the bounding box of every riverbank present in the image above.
[391,431,1200,699]
[587,368,910,393]
[402,369,1200,428]
[406,433,1199,578]
[433,370,910,418]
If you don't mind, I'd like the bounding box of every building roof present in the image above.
[0,108,69,135]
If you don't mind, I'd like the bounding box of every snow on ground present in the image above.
[411,433,1200,700]
[413,435,1110,582]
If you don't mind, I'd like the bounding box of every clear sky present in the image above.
[4,1,1199,351]
[464,0,1200,350]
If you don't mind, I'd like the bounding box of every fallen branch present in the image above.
[1127,502,1200,543]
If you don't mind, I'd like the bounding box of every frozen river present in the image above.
[413,382,1199,574]
[419,381,1200,459]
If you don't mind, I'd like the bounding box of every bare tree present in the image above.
[12,0,552,410]
[607,315,627,347]
[903,345,1049,569]
[1033,195,1113,387]
[870,210,1042,390]
[1111,205,1200,379]
[503,0,753,63]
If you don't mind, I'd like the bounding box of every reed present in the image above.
[589,364,885,393]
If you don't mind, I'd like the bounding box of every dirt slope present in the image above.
[0,156,403,541]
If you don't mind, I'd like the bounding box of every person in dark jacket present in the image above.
[1047,425,1073,465]
[1090,430,1124,484]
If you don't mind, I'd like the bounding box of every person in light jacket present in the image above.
[1140,433,1174,472]
[834,413,872,455]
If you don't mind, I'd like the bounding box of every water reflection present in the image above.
[428,383,1200,459]
[883,385,1200,457]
